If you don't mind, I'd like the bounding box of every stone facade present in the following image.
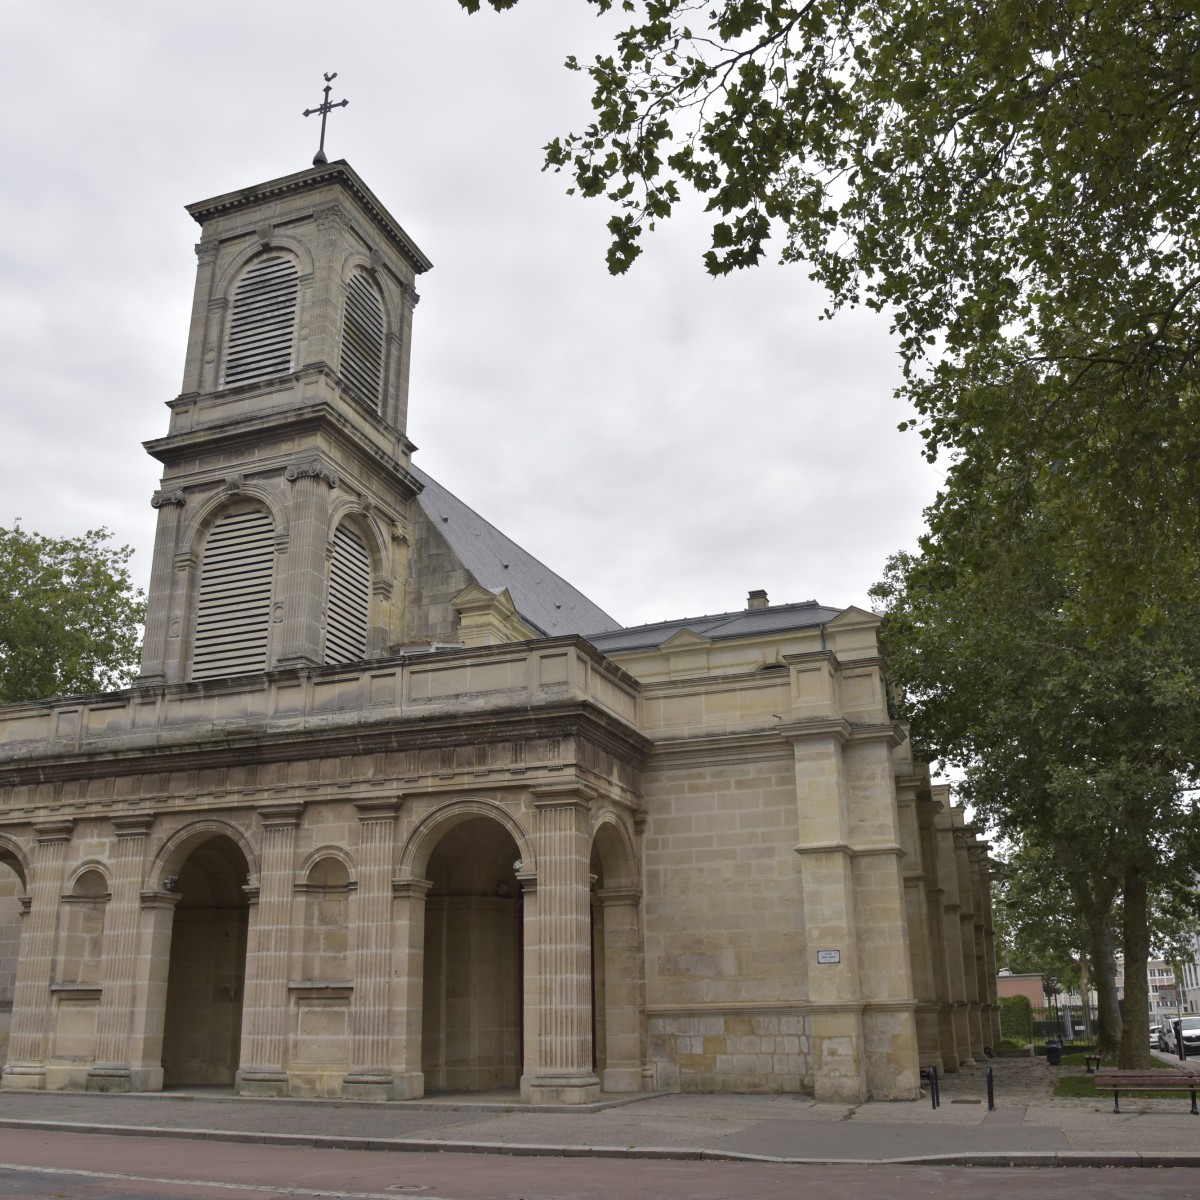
[0,161,997,1103]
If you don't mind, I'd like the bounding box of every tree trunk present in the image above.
[1077,946,1093,1042]
[1119,863,1152,1069]
[1078,883,1122,1059]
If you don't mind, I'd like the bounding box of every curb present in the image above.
[2,1118,1200,1169]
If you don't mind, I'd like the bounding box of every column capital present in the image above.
[595,886,641,907]
[354,798,402,823]
[531,782,596,811]
[112,814,155,839]
[392,877,432,900]
[140,889,181,911]
[256,802,305,830]
[32,820,74,845]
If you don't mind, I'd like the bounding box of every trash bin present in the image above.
[1045,1039,1063,1066]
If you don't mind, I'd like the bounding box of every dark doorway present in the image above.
[161,836,249,1086]
[422,817,521,1091]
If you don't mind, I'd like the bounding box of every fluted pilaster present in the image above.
[525,785,598,1104]
[237,803,302,1095]
[87,815,154,1090]
[344,799,400,1099]
[2,821,73,1090]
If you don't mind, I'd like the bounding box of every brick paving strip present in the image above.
[0,1057,1198,1168]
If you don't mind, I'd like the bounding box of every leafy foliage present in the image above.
[0,525,145,704]
[457,1,1200,616]
[999,994,1033,1044]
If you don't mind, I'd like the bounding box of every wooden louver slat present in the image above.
[325,524,370,665]
[340,273,384,408]
[192,509,274,680]
[224,255,299,387]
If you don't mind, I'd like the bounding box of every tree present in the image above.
[870,455,1200,1067]
[457,0,1200,587]
[0,525,145,704]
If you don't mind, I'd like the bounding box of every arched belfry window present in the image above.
[339,272,385,409]
[192,508,275,680]
[325,523,371,665]
[223,255,299,387]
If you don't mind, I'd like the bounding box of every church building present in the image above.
[0,160,998,1104]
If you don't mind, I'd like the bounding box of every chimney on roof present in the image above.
[746,589,769,610]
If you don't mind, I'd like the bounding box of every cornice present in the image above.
[186,160,433,275]
[0,694,649,790]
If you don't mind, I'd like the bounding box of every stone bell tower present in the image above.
[137,161,432,685]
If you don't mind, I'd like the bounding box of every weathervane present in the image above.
[303,72,349,166]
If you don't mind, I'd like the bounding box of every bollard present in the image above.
[931,1064,940,1110]
[986,1064,995,1111]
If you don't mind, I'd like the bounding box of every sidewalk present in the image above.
[0,1056,1197,1169]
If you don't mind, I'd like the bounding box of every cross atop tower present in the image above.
[303,72,349,166]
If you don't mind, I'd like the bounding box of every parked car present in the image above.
[1175,1016,1200,1057]
[1151,1022,1164,1049]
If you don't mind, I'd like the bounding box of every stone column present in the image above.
[390,877,431,1099]
[126,887,180,1092]
[787,722,869,1103]
[516,865,539,1096]
[276,466,336,669]
[237,803,302,1096]
[2,821,73,1090]
[596,887,644,1093]
[344,799,400,1100]
[934,803,973,1066]
[87,814,154,1091]
[139,493,187,684]
[918,793,958,1070]
[895,785,941,1073]
[524,785,599,1105]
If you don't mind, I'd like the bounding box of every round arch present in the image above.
[149,819,260,893]
[213,238,314,300]
[590,812,639,891]
[326,502,388,572]
[65,860,113,897]
[179,486,289,556]
[0,835,32,893]
[398,798,535,883]
[336,251,401,330]
[294,844,357,888]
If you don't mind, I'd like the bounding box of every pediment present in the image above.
[660,627,713,651]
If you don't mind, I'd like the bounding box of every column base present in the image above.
[523,1072,601,1105]
[601,1066,642,1093]
[1,1064,46,1091]
[86,1066,133,1093]
[390,1071,425,1100]
[342,1071,392,1102]
[236,1069,290,1097]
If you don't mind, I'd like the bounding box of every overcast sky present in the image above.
[1,0,946,630]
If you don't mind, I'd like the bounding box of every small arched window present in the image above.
[339,272,384,409]
[192,508,275,680]
[325,523,371,665]
[224,255,299,387]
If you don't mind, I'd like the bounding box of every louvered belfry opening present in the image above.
[223,255,300,387]
[325,523,371,665]
[340,272,385,409]
[192,509,275,680]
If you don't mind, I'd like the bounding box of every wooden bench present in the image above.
[1095,1069,1199,1114]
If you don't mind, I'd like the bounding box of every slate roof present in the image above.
[411,466,622,637]
[582,600,846,655]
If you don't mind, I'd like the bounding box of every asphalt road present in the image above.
[1,1130,1200,1200]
